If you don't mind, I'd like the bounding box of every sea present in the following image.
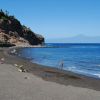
[18,43,100,79]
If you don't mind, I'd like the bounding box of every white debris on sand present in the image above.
[11,49,16,54]
[14,64,27,72]
[0,58,5,64]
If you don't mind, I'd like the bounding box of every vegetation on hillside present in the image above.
[0,9,44,46]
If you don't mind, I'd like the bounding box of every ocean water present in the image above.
[18,43,100,79]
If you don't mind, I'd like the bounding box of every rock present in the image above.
[0,58,5,64]
[1,58,4,61]
[0,10,44,47]
[19,65,23,68]
[24,76,29,79]
[14,64,27,72]
[14,64,18,67]
[18,68,22,72]
[0,61,4,64]
[11,49,16,54]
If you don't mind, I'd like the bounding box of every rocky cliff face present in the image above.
[0,10,44,46]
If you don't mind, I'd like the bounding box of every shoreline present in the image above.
[9,46,100,80]
[1,47,100,91]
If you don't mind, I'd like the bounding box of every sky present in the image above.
[0,0,100,42]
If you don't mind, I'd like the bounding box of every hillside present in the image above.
[0,10,44,46]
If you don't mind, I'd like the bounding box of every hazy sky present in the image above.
[0,0,100,41]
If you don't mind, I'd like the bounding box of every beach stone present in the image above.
[1,58,4,61]
[24,76,29,79]
[18,68,22,72]
[11,49,16,54]
[14,64,18,67]
[0,61,4,64]
[19,65,23,68]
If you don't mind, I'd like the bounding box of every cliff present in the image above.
[0,10,44,46]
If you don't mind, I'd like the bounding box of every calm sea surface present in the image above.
[18,43,100,78]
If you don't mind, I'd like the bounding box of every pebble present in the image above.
[24,76,28,79]
[14,64,18,67]
[18,68,22,72]
[1,58,5,61]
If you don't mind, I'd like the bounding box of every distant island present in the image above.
[46,34,100,43]
[0,10,44,47]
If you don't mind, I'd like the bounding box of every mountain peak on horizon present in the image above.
[46,35,100,43]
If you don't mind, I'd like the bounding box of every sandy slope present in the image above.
[0,63,100,100]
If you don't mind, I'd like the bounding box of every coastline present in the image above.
[0,46,100,91]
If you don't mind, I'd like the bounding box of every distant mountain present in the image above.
[46,34,100,43]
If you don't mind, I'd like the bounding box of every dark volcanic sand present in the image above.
[0,47,100,91]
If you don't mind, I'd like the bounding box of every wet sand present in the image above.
[0,47,100,100]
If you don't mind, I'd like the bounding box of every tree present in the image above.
[5,10,9,16]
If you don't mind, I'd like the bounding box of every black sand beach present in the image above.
[0,47,100,100]
[1,47,100,91]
